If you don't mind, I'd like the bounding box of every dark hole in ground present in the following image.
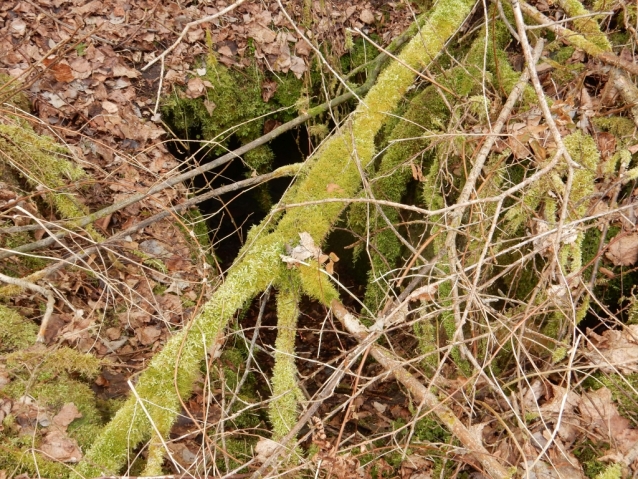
[166,124,373,296]
[167,127,311,270]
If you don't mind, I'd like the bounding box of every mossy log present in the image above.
[76,0,477,475]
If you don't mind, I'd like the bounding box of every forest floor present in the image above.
[2,0,638,478]
[0,0,432,476]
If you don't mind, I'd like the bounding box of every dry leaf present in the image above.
[102,101,119,114]
[112,64,140,78]
[41,430,83,463]
[605,233,638,266]
[586,325,638,374]
[360,9,375,24]
[41,58,73,82]
[409,284,438,302]
[185,77,206,99]
[255,438,279,463]
[137,326,161,345]
[53,403,82,430]
[295,40,312,56]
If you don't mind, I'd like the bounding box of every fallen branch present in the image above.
[75,1,477,474]
[331,300,511,479]
[10,163,302,340]
[518,0,638,76]
[0,72,379,261]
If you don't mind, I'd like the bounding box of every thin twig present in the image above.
[0,76,381,260]
[0,271,54,343]
[331,300,510,479]
[518,0,638,76]
[6,163,303,285]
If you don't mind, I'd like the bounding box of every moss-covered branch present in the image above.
[76,1,476,474]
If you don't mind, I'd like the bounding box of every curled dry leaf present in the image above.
[605,232,638,266]
[586,325,638,374]
[408,284,439,302]
[53,403,82,429]
[41,430,83,463]
[578,387,638,453]
[185,77,206,99]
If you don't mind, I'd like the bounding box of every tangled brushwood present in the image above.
[1,0,638,478]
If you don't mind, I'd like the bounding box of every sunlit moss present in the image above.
[5,346,103,473]
[0,304,37,352]
[268,287,303,443]
[556,0,611,51]
[0,122,95,226]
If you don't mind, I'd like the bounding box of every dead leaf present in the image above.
[586,325,638,374]
[252,26,277,44]
[137,325,162,345]
[255,438,279,463]
[185,77,206,99]
[41,430,83,463]
[102,101,119,114]
[576,387,638,453]
[605,233,638,266]
[281,232,323,266]
[295,40,312,56]
[41,58,73,82]
[9,19,27,37]
[112,64,140,78]
[218,45,233,57]
[289,56,306,79]
[0,367,10,389]
[53,403,82,430]
[409,284,439,302]
[360,9,375,24]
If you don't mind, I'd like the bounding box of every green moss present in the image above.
[0,122,91,225]
[595,463,622,479]
[572,439,609,478]
[177,206,216,267]
[0,445,71,479]
[599,373,638,423]
[352,17,527,312]
[341,35,382,76]
[0,74,30,110]
[268,287,303,442]
[556,0,611,51]
[552,46,576,64]
[5,346,102,379]
[161,64,302,156]
[0,304,37,352]
[2,232,50,274]
[413,415,451,443]
[592,117,636,139]
[214,437,257,474]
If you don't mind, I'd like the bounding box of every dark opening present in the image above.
[167,127,311,270]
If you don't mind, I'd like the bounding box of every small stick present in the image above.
[0,271,54,343]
